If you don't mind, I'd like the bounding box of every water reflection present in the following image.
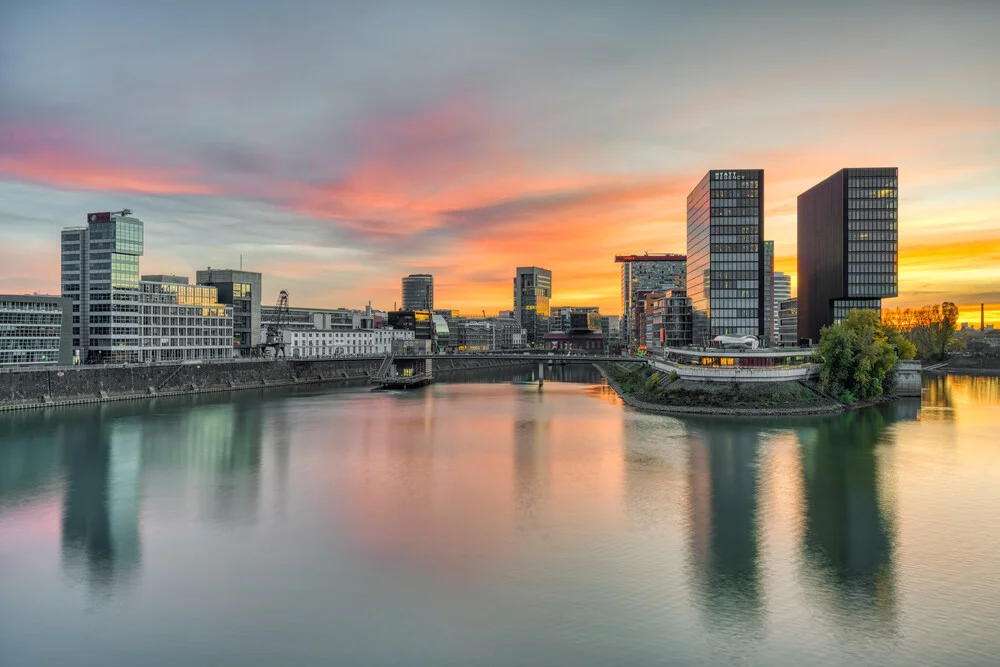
[0,394,267,597]
[684,418,764,632]
[61,417,142,595]
[798,406,898,632]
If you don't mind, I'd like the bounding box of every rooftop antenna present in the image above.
[240,254,243,270]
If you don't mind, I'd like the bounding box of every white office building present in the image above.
[62,211,233,363]
[281,328,414,358]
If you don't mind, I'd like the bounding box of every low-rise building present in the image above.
[645,289,692,354]
[778,298,798,347]
[549,306,600,333]
[0,294,74,367]
[283,328,413,358]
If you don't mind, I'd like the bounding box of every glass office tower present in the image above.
[513,266,551,346]
[401,274,434,311]
[686,170,765,345]
[797,168,898,343]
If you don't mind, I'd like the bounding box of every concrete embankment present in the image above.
[0,357,532,411]
[595,363,846,417]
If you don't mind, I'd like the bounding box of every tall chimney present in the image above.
[983,303,986,331]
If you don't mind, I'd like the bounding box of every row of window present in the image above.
[0,339,61,350]
[847,198,896,209]
[89,338,231,348]
[90,327,232,336]
[0,351,59,365]
[848,210,897,221]
[846,285,896,297]
[0,313,63,324]
[847,177,896,188]
[711,208,761,217]
[848,242,897,252]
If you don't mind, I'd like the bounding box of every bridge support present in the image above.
[538,361,544,388]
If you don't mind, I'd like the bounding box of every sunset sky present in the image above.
[1,1,998,323]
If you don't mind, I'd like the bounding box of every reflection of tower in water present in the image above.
[61,416,142,595]
[513,393,550,531]
[140,399,263,524]
[799,407,897,628]
[685,420,763,631]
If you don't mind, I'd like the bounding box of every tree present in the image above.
[881,301,960,360]
[815,309,903,403]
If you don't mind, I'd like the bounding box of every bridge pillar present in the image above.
[538,361,544,387]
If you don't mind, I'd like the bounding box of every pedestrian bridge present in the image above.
[402,353,643,363]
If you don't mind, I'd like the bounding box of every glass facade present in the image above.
[514,267,551,346]
[616,254,686,350]
[687,170,765,346]
[401,274,434,311]
[63,213,236,363]
[0,297,70,366]
[797,168,898,341]
[196,270,263,355]
[764,240,774,345]
[846,171,898,299]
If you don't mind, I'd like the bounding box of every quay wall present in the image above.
[0,357,532,411]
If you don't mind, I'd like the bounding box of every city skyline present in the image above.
[1,2,999,324]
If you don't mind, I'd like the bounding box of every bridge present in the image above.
[398,352,643,363]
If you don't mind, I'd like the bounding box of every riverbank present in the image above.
[0,357,533,411]
[595,362,851,417]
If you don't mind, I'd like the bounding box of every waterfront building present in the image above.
[196,269,262,356]
[644,289,693,354]
[264,305,376,332]
[61,212,233,363]
[773,272,791,343]
[543,313,605,354]
[687,170,766,345]
[0,294,73,366]
[448,316,522,351]
[778,298,798,346]
[432,315,450,351]
[386,310,434,341]
[401,274,434,311]
[798,167,898,343]
[616,253,686,350]
[764,241,775,345]
[549,306,600,333]
[282,328,413,358]
[601,315,621,351]
[514,266,552,346]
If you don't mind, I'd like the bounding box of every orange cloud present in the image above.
[0,124,213,195]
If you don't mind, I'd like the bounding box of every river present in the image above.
[1,368,997,667]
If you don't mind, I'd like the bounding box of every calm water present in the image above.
[1,368,998,667]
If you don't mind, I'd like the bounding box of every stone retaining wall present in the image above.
[0,357,532,411]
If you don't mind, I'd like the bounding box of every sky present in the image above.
[1,0,998,322]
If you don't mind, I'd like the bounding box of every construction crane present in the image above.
[258,290,290,359]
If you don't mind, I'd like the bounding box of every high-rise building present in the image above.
[61,211,233,363]
[513,267,551,346]
[0,294,73,366]
[797,168,898,343]
[196,269,262,356]
[764,241,775,345]
[615,254,686,350]
[773,271,792,343]
[687,169,765,345]
[401,274,434,311]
